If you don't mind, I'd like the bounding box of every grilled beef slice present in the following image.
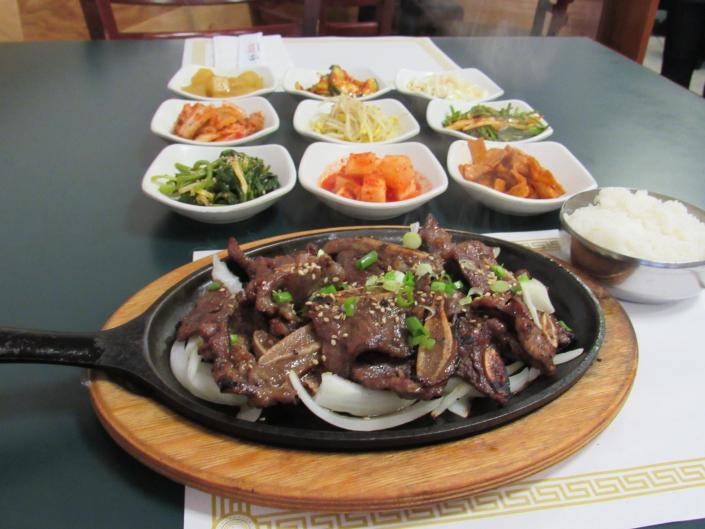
[176,287,235,361]
[308,290,411,377]
[454,316,510,404]
[212,324,321,407]
[230,237,346,320]
[351,356,443,400]
[323,237,443,285]
[471,294,557,374]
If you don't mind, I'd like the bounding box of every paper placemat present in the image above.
[181,36,459,87]
[185,231,705,529]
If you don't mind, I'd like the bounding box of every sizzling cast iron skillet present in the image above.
[0,228,605,450]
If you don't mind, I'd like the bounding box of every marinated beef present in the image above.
[175,215,577,413]
[213,325,321,407]
[351,357,443,399]
[176,288,235,361]
[454,316,511,404]
[471,294,557,374]
[308,290,411,377]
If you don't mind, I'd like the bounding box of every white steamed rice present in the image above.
[565,188,705,263]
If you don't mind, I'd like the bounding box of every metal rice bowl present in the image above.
[559,188,705,303]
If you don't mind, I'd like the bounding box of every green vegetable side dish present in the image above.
[442,103,548,142]
[152,150,280,207]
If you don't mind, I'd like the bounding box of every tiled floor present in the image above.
[643,35,705,96]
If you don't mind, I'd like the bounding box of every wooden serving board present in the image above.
[88,228,638,513]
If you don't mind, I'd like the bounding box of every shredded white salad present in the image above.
[406,73,486,100]
[310,95,399,143]
[169,236,585,431]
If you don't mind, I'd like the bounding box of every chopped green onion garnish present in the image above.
[405,316,424,336]
[316,249,326,257]
[229,334,239,345]
[356,250,378,270]
[272,290,293,304]
[342,296,358,317]
[517,273,530,282]
[395,285,415,308]
[490,264,507,278]
[319,285,337,295]
[431,281,447,292]
[207,281,222,291]
[453,280,464,290]
[403,271,415,287]
[458,296,474,306]
[490,280,512,293]
[409,334,436,348]
[558,320,573,332]
[402,232,422,250]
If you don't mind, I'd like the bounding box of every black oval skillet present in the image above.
[0,228,605,450]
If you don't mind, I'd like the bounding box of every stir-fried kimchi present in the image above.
[172,102,264,142]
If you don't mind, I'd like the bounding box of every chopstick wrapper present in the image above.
[186,230,705,529]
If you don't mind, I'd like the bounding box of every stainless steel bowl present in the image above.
[559,188,705,303]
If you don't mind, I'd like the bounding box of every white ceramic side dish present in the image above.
[142,144,296,223]
[298,142,447,220]
[446,140,597,216]
[150,97,280,146]
[293,98,420,145]
[427,98,553,143]
[167,64,277,100]
[283,66,393,101]
[395,68,503,102]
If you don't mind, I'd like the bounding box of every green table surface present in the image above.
[0,37,704,528]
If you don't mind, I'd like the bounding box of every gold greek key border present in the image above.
[210,457,705,529]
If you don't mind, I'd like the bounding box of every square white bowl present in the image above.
[167,64,277,101]
[446,140,597,216]
[298,141,448,220]
[293,98,420,145]
[142,144,296,223]
[427,99,553,144]
[283,66,393,101]
[395,68,504,103]
[150,97,280,146]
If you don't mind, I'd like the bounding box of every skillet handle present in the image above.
[0,327,101,367]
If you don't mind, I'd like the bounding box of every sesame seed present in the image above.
[330,339,337,346]
[323,317,330,322]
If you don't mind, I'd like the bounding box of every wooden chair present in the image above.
[530,0,575,36]
[317,0,394,36]
[79,0,320,40]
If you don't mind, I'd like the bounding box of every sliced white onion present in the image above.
[236,404,263,422]
[491,246,501,258]
[313,372,415,417]
[448,396,471,418]
[431,378,482,418]
[505,360,525,376]
[211,254,243,295]
[170,338,246,406]
[520,278,555,327]
[409,221,420,234]
[289,372,441,431]
[554,348,585,365]
[509,367,541,394]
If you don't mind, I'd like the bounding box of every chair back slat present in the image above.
[81,0,310,39]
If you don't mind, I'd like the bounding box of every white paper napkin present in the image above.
[184,231,705,529]
[182,34,294,80]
